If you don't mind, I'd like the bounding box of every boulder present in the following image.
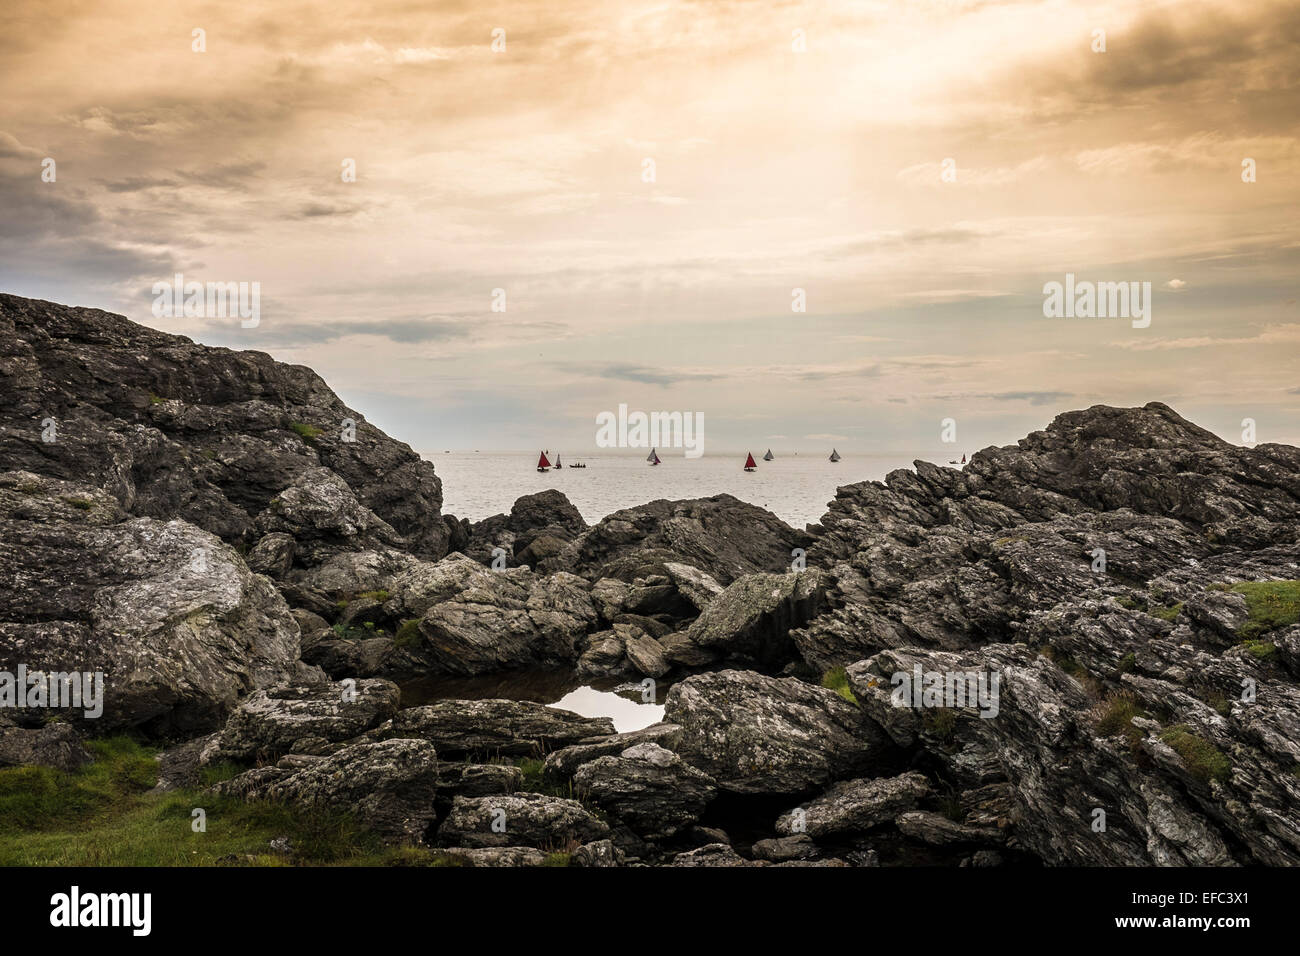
[0,472,303,733]
[391,699,615,757]
[775,773,931,837]
[665,670,885,794]
[213,739,440,844]
[203,679,400,762]
[437,793,609,848]
[573,742,717,838]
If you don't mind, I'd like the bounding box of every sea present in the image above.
[430,450,927,530]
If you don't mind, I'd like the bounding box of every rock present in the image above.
[658,630,718,668]
[380,554,599,676]
[435,763,523,796]
[577,630,629,679]
[0,721,93,772]
[213,738,440,844]
[665,670,885,794]
[0,292,449,558]
[247,532,296,578]
[204,679,400,762]
[682,570,825,667]
[303,636,393,678]
[391,699,615,757]
[751,834,820,862]
[662,562,726,612]
[437,793,609,848]
[557,495,810,585]
[671,843,756,867]
[0,472,303,733]
[572,839,626,867]
[439,847,547,867]
[895,810,1004,846]
[573,742,717,838]
[622,628,670,678]
[464,490,588,568]
[542,722,684,779]
[775,773,931,838]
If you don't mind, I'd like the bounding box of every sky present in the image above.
[1,0,1297,457]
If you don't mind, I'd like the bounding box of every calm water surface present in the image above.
[430,451,927,528]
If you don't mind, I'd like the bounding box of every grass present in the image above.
[331,621,383,641]
[1149,602,1183,622]
[0,736,476,866]
[288,422,323,441]
[1228,581,1300,640]
[1116,653,1137,675]
[1094,693,1146,749]
[357,589,391,603]
[922,709,957,743]
[149,393,165,405]
[61,497,94,511]
[394,618,422,649]
[820,666,858,704]
[1159,725,1232,785]
[1242,640,1278,662]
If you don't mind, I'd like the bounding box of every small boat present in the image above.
[763,449,774,461]
[568,462,586,468]
[555,454,562,468]
[961,454,967,465]
[537,451,551,472]
[744,452,757,472]
[648,448,661,466]
[829,448,841,462]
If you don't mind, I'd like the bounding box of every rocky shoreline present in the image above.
[2,292,1298,866]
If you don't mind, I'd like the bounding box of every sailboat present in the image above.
[537,451,551,473]
[647,448,661,466]
[743,452,757,472]
[829,448,841,462]
[555,454,562,468]
[961,453,967,465]
[763,449,774,461]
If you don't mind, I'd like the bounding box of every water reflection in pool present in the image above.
[398,670,667,733]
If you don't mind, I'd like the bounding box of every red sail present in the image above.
[538,452,551,468]
[744,453,757,468]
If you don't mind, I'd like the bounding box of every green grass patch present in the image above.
[1242,640,1278,661]
[331,621,382,641]
[288,422,323,441]
[61,497,94,511]
[1149,602,1183,622]
[1159,725,1232,785]
[1094,693,1146,749]
[394,619,422,649]
[0,736,404,866]
[542,851,571,867]
[1229,581,1300,640]
[357,590,391,603]
[820,666,858,704]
